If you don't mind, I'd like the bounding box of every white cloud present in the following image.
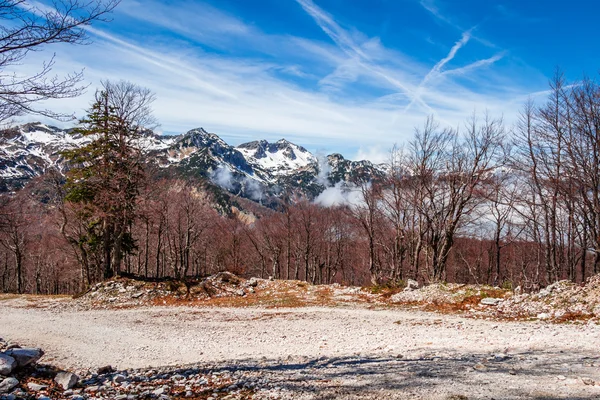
[314,182,364,207]
[14,0,546,157]
[354,146,390,164]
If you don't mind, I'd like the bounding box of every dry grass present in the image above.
[11,273,598,324]
[145,280,343,309]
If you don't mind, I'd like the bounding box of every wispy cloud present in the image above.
[440,52,506,78]
[419,0,457,27]
[403,29,472,113]
[295,0,433,112]
[15,0,545,162]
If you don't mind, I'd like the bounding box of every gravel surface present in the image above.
[1,298,600,399]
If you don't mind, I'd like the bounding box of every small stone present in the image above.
[473,363,486,371]
[26,382,47,391]
[55,372,79,390]
[84,385,101,393]
[0,377,19,394]
[406,279,419,290]
[97,365,114,375]
[0,353,16,375]
[537,313,550,320]
[153,387,166,395]
[581,377,595,386]
[480,298,502,306]
[4,348,44,368]
[113,374,127,383]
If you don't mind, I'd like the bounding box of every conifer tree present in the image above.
[63,81,156,280]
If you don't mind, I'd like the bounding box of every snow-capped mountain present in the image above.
[237,139,316,177]
[0,122,386,200]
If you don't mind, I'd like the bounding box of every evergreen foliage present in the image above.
[63,82,154,281]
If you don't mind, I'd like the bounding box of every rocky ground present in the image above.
[58,272,600,323]
[1,274,600,399]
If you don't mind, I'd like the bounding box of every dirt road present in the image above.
[1,298,599,399]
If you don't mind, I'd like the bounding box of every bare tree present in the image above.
[409,115,504,281]
[350,180,383,285]
[0,196,27,292]
[0,0,119,122]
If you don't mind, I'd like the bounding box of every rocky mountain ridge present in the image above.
[0,123,386,200]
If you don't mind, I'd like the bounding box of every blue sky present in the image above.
[21,0,600,161]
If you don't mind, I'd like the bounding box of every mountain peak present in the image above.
[1,123,386,202]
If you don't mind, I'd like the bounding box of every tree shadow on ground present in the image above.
[154,349,600,399]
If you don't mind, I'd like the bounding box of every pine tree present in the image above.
[63,81,154,281]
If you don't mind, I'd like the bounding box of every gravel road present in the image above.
[1,299,600,399]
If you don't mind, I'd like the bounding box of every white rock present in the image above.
[0,377,19,394]
[26,382,47,391]
[0,353,16,375]
[480,298,502,306]
[55,372,79,390]
[406,279,419,290]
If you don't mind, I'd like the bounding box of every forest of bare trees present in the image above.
[2,71,600,295]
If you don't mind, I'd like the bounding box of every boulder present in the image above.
[0,377,19,394]
[4,348,43,368]
[55,372,79,390]
[0,353,16,375]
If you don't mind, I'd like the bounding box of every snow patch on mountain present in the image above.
[237,139,316,177]
[0,123,387,201]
